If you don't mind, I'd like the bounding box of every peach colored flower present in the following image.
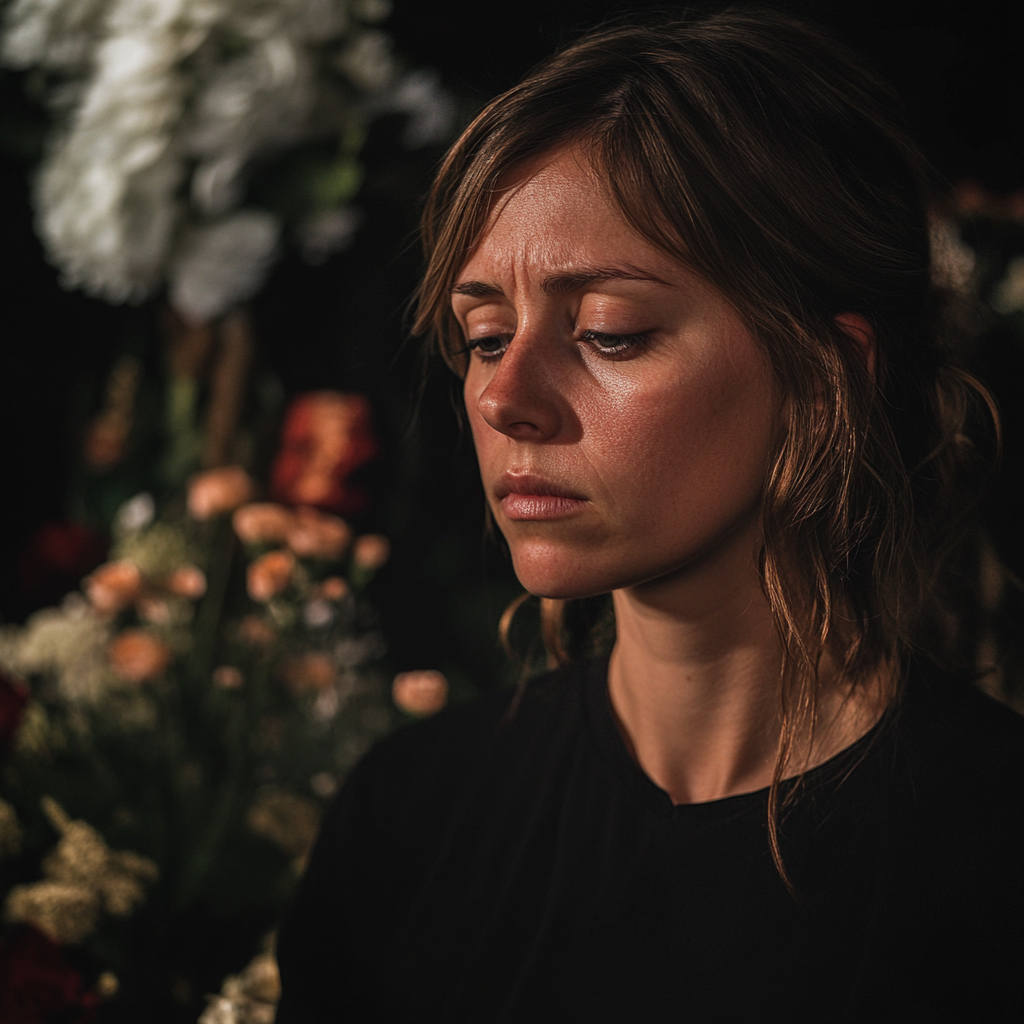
[352,534,390,571]
[213,665,243,689]
[285,507,351,561]
[392,670,448,717]
[164,564,207,599]
[239,614,277,648]
[246,550,295,602]
[137,596,171,625]
[187,466,254,520]
[84,561,143,615]
[279,653,336,695]
[233,503,295,545]
[313,576,349,601]
[108,630,172,683]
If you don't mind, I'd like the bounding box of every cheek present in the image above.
[583,360,777,510]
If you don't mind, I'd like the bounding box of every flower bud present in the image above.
[286,507,351,561]
[84,561,143,615]
[187,466,254,520]
[392,670,448,717]
[108,630,172,683]
[246,550,295,602]
[233,503,295,545]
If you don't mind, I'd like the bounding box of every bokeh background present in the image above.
[0,0,1021,1020]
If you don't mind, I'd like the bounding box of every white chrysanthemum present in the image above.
[364,68,457,148]
[1,0,112,73]
[335,28,396,92]
[2,0,453,320]
[168,210,280,324]
[32,0,221,303]
[184,36,317,217]
[991,256,1024,316]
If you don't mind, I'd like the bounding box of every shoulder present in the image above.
[900,660,1024,785]
[889,661,1024,863]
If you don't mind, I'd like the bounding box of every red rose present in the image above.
[17,522,107,612]
[270,392,378,515]
[0,924,101,1024]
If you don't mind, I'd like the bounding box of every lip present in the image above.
[495,473,589,521]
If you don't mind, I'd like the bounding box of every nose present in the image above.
[474,331,566,442]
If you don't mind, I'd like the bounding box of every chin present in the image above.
[509,545,618,601]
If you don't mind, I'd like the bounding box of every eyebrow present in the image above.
[451,266,671,298]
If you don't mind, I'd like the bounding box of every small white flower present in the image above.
[335,29,396,92]
[168,210,280,324]
[930,217,975,293]
[991,256,1024,316]
[114,492,155,534]
[303,599,334,628]
[295,206,361,265]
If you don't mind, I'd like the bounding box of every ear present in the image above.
[834,312,876,381]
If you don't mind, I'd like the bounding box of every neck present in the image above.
[606,529,883,805]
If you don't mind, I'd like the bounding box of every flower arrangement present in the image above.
[1,0,455,323]
[0,387,449,1020]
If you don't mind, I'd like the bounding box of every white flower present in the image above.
[183,36,317,216]
[294,206,361,265]
[0,596,115,702]
[367,68,456,149]
[114,492,156,534]
[2,0,413,318]
[168,210,280,324]
[930,217,975,293]
[1,0,112,74]
[335,28,396,92]
[991,256,1024,315]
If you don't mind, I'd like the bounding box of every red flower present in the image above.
[270,392,378,515]
[17,523,107,612]
[0,670,29,755]
[0,925,100,1024]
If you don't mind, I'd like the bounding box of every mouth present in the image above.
[494,473,589,521]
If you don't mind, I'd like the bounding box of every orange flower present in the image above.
[233,503,295,545]
[108,630,172,683]
[313,576,349,601]
[187,466,254,520]
[352,534,390,571]
[246,550,295,602]
[164,564,207,599]
[286,507,351,561]
[392,670,448,717]
[279,653,336,695]
[239,614,277,648]
[84,561,143,615]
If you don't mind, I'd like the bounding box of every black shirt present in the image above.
[276,658,1024,1022]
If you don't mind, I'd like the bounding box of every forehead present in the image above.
[459,148,679,282]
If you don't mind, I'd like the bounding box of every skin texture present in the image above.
[454,148,881,803]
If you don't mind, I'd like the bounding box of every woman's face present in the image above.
[454,148,781,600]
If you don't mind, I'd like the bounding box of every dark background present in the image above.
[2,0,1023,688]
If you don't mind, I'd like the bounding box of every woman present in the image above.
[277,10,1023,1022]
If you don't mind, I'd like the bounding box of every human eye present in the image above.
[579,329,652,357]
[461,334,512,361]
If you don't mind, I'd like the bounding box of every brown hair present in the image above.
[414,8,998,880]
